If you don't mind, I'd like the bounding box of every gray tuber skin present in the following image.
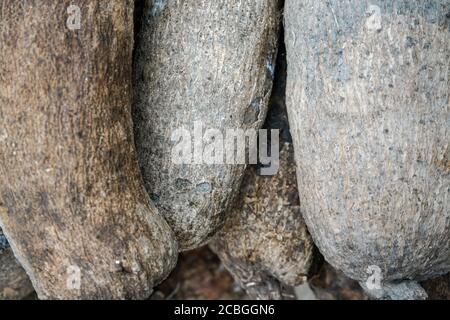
[285,0,449,300]
[209,48,316,300]
[133,0,281,250]
[0,1,178,299]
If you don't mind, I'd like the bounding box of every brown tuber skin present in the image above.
[285,0,449,299]
[133,0,281,250]
[309,262,368,301]
[0,229,34,300]
[422,273,450,300]
[210,144,315,300]
[0,1,178,299]
[0,248,34,300]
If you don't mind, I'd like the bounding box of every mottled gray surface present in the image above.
[133,0,281,250]
[285,0,449,299]
[360,279,428,300]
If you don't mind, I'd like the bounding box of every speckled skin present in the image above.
[0,1,178,299]
[285,0,449,299]
[209,46,316,299]
[133,0,281,250]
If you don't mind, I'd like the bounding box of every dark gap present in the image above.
[256,17,290,171]
[133,0,145,56]
[0,227,8,252]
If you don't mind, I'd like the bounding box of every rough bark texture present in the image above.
[209,43,316,300]
[285,0,449,300]
[0,229,34,300]
[133,0,281,250]
[0,0,178,299]
[421,273,450,300]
